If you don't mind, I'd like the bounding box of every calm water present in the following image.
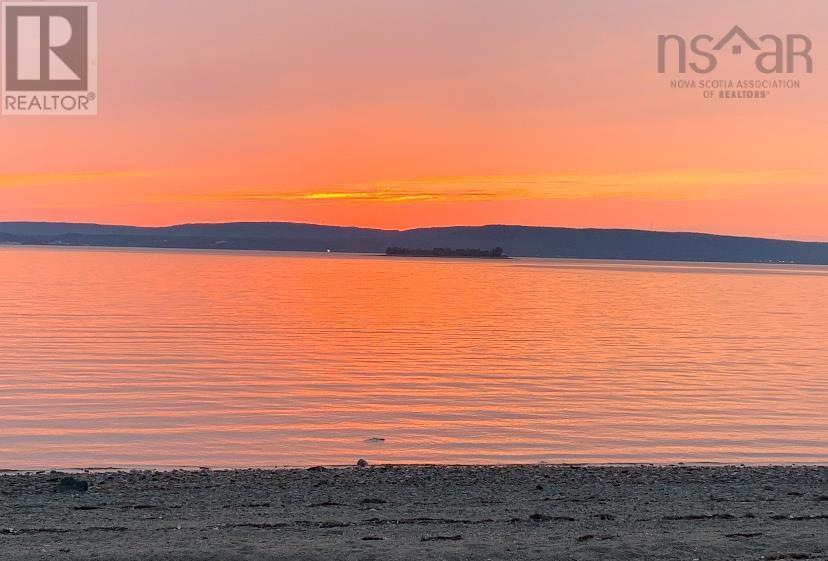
[1,246,826,469]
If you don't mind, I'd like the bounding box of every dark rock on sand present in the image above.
[421,534,462,541]
[662,513,736,521]
[725,532,763,538]
[529,513,576,522]
[56,477,88,493]
[360,498,387,505]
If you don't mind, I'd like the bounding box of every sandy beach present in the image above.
[1,465,825,561]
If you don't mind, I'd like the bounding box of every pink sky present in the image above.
[1,0,827,239]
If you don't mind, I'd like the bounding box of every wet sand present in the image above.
[1,465,826,561]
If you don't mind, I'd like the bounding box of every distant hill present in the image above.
[1,221,828,264]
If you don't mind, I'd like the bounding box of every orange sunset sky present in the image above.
[1,0,827,240]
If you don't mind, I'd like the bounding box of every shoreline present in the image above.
[3,243,828,268]
[3,221,828,265]
[4,461,828,475]
[2,465,826,560]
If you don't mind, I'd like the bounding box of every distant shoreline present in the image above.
[0,241,822,266]
[3,461,828,474]
[5,244,828,272]
[3,221,828,264]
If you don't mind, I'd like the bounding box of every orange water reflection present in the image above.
[0,247,826,468]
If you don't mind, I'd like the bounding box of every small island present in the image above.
[386,246,508,258]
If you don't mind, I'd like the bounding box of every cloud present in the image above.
[168,169,827,205]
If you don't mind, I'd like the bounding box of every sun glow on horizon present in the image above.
[159,169,828,205]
